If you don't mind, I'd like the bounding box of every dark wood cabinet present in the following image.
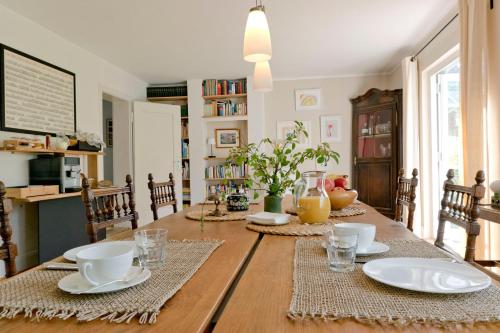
[351,88,402,218]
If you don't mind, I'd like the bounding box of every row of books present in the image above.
[182,188,191,202]
[205,164,248,179]
[206,181,244,195]
[147,85,187,98]
[202,79,247,96]
[203,101,247,117]
[182,160,190,180]
[182,141,189,159]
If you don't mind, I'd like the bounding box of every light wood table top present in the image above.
[0,205,260,333]
[214,203,500,333]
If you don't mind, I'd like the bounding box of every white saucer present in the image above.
[321,241,389,256]
[58,266,151,294]
[356,241,390,256]
[363,258,491,294]
[63,241,138,262]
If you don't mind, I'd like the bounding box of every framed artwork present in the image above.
[320,115,341,142]
[276,120,311,148]
[295,88,321,111]
[0,44,76,135]
[215,128,240,148]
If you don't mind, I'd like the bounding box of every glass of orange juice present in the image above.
[294,171,331,224]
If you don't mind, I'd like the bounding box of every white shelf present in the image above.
[203,115,248,122]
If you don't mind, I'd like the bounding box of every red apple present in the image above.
[334,176,348,189]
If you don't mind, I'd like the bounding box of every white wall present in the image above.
[263,75,395,180]
[0,4,147,275]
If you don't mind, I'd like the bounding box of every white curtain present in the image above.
[459,0,499,259]
[401,57,424,236]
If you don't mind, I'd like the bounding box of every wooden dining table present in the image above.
[1,199,499,333]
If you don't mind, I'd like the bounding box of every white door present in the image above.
[133,101,182,226]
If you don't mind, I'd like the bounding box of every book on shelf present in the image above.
[181,141,189,159]
[147,85,187,98]
[202,78,247,96]
[205,164,248,179]
[181,122,189,138]
[203,100,247,117]
[182,160,190,180]
[180,105,188,117]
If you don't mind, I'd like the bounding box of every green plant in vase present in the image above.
[226,121,340,213]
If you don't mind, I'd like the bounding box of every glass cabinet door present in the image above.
[357,109,392,159]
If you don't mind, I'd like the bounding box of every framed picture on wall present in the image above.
[215,128,240,148]
[0,44,76,135]
[320,115,341,142]
[295,88,321,111]
[276,120,311,148]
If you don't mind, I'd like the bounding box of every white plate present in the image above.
[356,241,390,256]
[246,212,290,225]
[363,257,491,294]
[63,241,138,262]
[58,266,150,294]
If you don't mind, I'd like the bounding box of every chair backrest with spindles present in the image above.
[0,181,17,277]
[81,174,138,243]
[148,173,177,221]
[394,168,419,231]
[435,169,485,262]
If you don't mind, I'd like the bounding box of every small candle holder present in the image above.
[207,193,226,217]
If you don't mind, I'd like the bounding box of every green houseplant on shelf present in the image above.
[226,121,340,213]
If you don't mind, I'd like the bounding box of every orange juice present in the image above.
[297,196,331,224]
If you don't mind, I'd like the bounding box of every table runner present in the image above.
[289,238,500,327]
[0,239,223,324]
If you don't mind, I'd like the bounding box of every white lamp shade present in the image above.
[207,137,216,145]
[253,61,273,92]
[243,7,272,62]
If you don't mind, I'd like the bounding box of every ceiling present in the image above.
[0,0,457,84]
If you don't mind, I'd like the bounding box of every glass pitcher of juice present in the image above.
[294,171,331,224]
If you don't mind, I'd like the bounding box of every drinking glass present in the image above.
[325,227,358,272]
[134,229,168,269]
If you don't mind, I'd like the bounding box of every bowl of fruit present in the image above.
[325,175,358,210]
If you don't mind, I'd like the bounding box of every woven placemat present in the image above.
[246,216,340,236]
[0,239,223,324]
[289,238,500,327]
[185,204,259,221]
[285,205,366,218]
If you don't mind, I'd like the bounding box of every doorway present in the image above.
[102,99,114,182]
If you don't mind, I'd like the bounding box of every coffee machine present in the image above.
[29,156,82,193]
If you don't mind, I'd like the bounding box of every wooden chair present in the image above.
[476,204,500,272]
[435,169,485,262]
[148,173,177,221]
[394,168,419,231]
[81,174,138,243]
[0,181,17,277]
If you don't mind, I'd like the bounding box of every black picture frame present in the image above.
[0,43,76,136]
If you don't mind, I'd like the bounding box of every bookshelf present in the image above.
[147,84,191,207]
[200,78,249,198]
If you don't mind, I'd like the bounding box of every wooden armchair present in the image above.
[435,170,485,262]
[148,173,177,221]
[394,168,418,231]
[0,181,17,277]
[81,174,138,243]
